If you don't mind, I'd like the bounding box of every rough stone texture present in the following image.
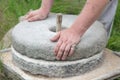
[12,14,108,61]
[11,47,103,78]
[1,49,120,80]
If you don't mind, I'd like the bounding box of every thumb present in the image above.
[50,32,60,42]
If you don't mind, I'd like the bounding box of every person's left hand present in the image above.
[50,28,81,60]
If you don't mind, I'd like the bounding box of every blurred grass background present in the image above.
[0,0,120,79]
[0,0,119,51]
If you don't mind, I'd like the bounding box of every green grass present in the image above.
[0,0,119,51]
[107,1,120,51]
[0,0,120,79]
[0,0,85,43]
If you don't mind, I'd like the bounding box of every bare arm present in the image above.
[71,0,109,37]
[40,0,54,14]
[26,0,54,21]
[51,0,110,60]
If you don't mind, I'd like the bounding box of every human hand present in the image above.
[25,8,48,22]
[50,28,81,60]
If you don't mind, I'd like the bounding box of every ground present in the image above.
[0,0,120,80]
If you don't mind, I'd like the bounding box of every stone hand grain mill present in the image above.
[11,13,108,78]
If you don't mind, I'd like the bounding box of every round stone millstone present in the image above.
[12,14,107,61]
[12,47,104,78]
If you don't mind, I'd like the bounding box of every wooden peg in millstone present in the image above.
[56,13,62,32]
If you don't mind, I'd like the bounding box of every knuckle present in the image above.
[63,38,67,42]
[56,44,60,48]
[67,40,72,43]
[60,48,64,52]
[65,49,69,53]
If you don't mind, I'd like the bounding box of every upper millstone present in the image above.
[12,14,107,61]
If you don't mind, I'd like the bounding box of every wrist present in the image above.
[39,7,50,15]
[37,8,49,19]
[70,24,88,37]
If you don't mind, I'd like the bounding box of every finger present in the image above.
[54,40,63,56]
[61,44,71,60]
[28,15,41,22]
[50,32,60,42]
[56,43,66,60]
[25,12,34,20]
[68,45,75,56]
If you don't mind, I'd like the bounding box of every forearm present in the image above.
[71,0,109,37]
[40,0,54,13]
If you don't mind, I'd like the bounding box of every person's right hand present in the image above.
[25,8,48,22]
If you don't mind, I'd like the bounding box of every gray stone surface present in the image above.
[12,47,103,78]
[1,49,120,80]
[114,51,120,57]
[12,14,107,61]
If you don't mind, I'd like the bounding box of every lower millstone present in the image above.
[12,47,104,78]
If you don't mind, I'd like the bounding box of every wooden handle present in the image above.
[56,13,62,32]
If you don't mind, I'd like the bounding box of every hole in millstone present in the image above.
[49,26,67,32]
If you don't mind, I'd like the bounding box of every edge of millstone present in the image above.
[0,48,120,80]
[0,48,11,53]
[12,46,104,78]
[114,51,120,57]
[11,46,103,65]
